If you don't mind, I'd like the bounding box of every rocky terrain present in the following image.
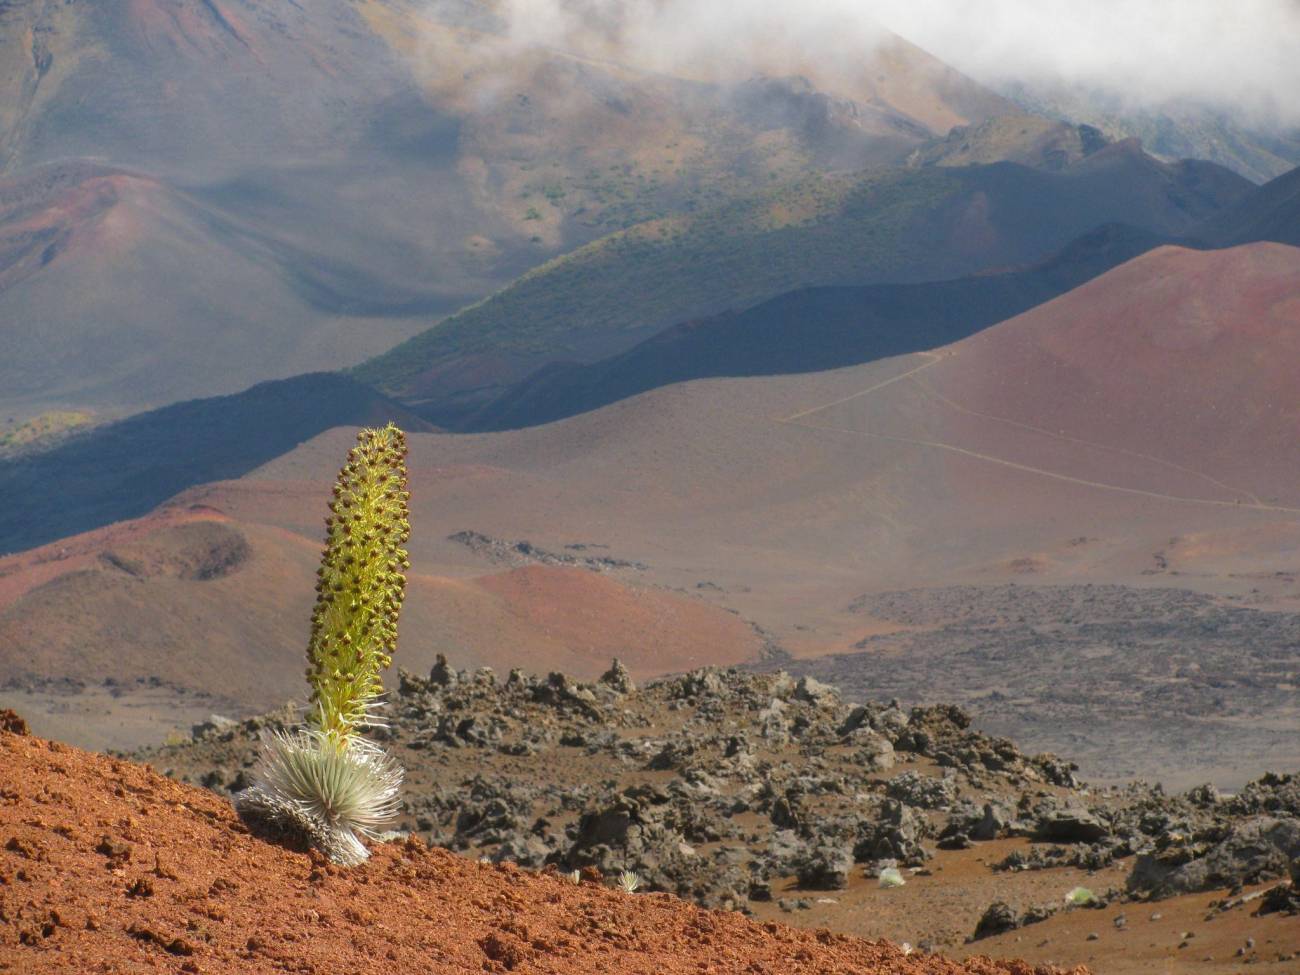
[0,717,1082,975]
[773,584,1300,788]
[136,661,1300,973]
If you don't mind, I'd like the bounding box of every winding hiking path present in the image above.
[774,352,1300,515]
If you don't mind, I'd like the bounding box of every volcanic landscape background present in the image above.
[0,2,1299,973]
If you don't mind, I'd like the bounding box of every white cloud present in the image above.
[867,0,1300,126]
[491,0,892,80]
[473,0,1300,127]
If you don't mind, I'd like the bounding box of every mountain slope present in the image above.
[356,145,1251,419]
[1195,164,1300,248]
[468,223,1173,430]
[1001,80,1300,184]
[926,242,1300,504]
[0,373,433,556]
[0,0,1020,416]
[2,246,1297,772]
[906,114,1110,171]
[0,162,472,413]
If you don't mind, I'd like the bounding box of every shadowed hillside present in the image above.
[468,223,1173,430]
[356,144,1250,420]
[1195,164,1300,248]
[0,373,432,556]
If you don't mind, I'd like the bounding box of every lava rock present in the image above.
[1130,817,1300,896]
[795,841,854,890]
[971,901,1020,940]
[1035,808,1110,844]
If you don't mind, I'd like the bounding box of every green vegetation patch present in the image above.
[0,411,98,459]
[353,167,962,396]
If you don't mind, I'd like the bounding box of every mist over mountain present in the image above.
[1001,81,1300,183]
[0,0,1014,418]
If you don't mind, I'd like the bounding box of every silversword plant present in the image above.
[234,424,411,865]
[617,870,641,893]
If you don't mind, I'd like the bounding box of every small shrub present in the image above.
[617,870,641,893]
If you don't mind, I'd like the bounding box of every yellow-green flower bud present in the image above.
[304,424,411,745]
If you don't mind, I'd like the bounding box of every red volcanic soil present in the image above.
[424,564,762,677]
[0,727,1077,975]
[0,163,152,296]
[0,504,760,727]
[0,503,230,608]
[930,243,1300,504]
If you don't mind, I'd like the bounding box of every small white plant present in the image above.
[1065,885,1096,906]
[617,870,641,893]
[236,729,402,865]
[878,866,906,888]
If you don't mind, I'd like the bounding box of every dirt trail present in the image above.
[773,352,1300,515]
[0,727,1082,975]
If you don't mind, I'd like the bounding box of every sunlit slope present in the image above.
[926,242,1300,505]
[0,509,761,715]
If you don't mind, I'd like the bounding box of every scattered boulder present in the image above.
[0,709,29,735]
[1255,855,1300,916]
[885,771,958,811]
[1034,807,1110,844]
[429,654,458,687]
[1129,817,1300,897]
[598,658,636,694]
[795,841,854,890]
[854,800,931,866]
[793,675,838,707]
[971,901,1020,940]
[845,728,896,772]
[972,801,1013,841]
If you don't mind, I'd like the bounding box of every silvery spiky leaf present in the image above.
[617,870,641,893]
[234,728,403,866]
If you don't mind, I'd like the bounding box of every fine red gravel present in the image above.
[0,725,1086,975]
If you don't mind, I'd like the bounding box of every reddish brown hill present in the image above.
[0,729,1075,975]
[0,507,761,729]
[929,242,1300,504]
[4,244,1297,777]
[0,162,456,413]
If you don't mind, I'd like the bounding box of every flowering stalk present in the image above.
[306,423,411,744]
[235,424,411,865]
